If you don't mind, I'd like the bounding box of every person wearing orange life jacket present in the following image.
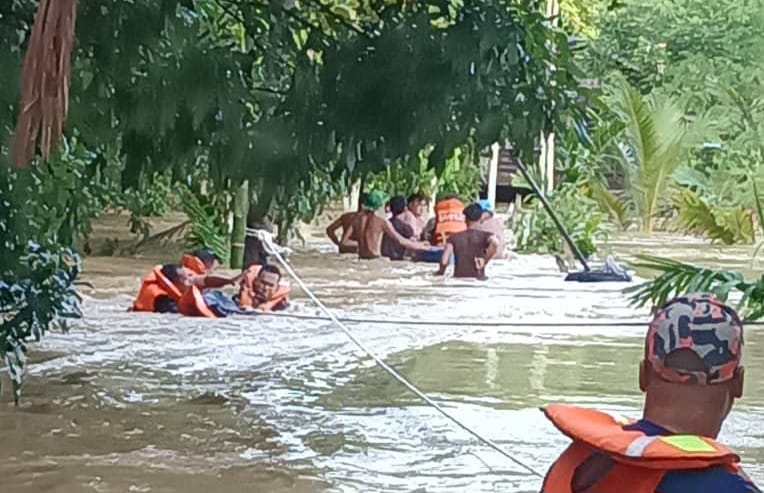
[132,264,191,313]
[541,293,759,493]
[180,248,241,290]
[430,193,466,246]
[238,264,289,312]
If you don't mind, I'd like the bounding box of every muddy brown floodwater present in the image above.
[1,221,762,492]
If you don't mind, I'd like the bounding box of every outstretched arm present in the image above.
[435,243,454,275]
[191,273,241,290]
[383,221,430,252]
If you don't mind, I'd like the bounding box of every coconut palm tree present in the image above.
[606,73,697,232]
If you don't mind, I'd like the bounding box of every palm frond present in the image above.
[588,181,630,230]
[180,190,230,264]
[625,254,764,320]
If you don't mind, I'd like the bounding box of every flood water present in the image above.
[2,229,763,492]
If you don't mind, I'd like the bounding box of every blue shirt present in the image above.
[624,420,760,493]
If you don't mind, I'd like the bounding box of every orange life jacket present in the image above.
[181,254,207,275]
[541,404,740,493]
[238,265,290,312]
[177,285,219,318]
[132,266,183,312]
[433,198,466,246]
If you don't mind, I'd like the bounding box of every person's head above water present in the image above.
[407,193,426,216]
[463,203,483,224]
[389,195,407,216]
[362,190,386,212]
[160,264,191,291]
[640,293,745,438]
[194,248,220,271]
[254,264,282,300]
[477,199,494,221]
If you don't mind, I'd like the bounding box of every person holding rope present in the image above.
[541,293,759,493]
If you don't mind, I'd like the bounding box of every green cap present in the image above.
[363,190,385,211]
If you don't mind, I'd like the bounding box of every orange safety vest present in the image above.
[238,265,290,312]
[541,404,740,493]
[181,254,207,275]
[132,266,183,312]
[177,285,219,318]
[433,198,466,246]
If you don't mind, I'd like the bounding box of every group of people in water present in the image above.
[131,248,289,317]
[326,191,506,279]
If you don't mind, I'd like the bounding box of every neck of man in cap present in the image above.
[640,355,740,438]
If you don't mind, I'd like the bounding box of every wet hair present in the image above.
[407,193,425,204]
[160,264,182,283]
[389,195,407,215]
[194,248,219,265]
[257,264,282,281]
[464,203,483,222]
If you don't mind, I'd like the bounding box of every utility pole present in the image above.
[540,0,560,195]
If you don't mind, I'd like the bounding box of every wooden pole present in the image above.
[230,180,249,269]
[488,142,500,206]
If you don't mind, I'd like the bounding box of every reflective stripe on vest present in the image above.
[540,404,740,493]
[433,198,466,245]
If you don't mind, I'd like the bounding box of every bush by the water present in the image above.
[512,183,609,259]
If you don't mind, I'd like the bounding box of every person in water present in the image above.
[238,264,289,312]
[345,190,433,260]
[133,263,191,313]
[541,293,760,493]
[181,247,241,289]
[399,192,427,239]
[474,199,506,259]
[381,195,416,261]
[435,203,499,279]
[325,194,366,254]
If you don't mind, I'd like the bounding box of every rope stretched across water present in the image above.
[254,229,544,478]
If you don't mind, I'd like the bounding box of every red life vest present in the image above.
[132,266,183,312]
[238,265,290,312]
[177,285,219,318]
[541,404,740,493]
[433,198,466,246]
[181,254,207,275]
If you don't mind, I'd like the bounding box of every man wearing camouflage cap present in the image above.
[540,293,759,493]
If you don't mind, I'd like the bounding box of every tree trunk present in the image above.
[230,180,249,268]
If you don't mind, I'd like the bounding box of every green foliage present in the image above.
[0,243,81,404]
[123,173,176,240]
[673,189,755,245]
[605,74,696,232]
[512,183,609,258]
[626,255,764,320]
[180,187,230,265]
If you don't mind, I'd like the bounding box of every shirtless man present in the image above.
[435,203,499,279]
[325,194,365,253]
[345,191,433,260]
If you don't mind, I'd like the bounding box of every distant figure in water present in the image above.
[239,264,289,312]
[540,293,760,493]
[325,194,366,254]
[435,203,499,279]
[399,192,427,240]
[474,200,506,259]
[346,191,433,260]
[132,263,192,314]
[381,195,416,261]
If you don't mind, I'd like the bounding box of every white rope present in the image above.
[255,229,544,478]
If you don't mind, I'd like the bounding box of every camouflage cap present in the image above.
[646,293,743,384]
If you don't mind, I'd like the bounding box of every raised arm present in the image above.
[325,215,345,246]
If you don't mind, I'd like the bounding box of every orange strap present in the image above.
[132,265,183,312]
[177,286,218,318]
[181,254,207,275]
[238,264,289,311]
